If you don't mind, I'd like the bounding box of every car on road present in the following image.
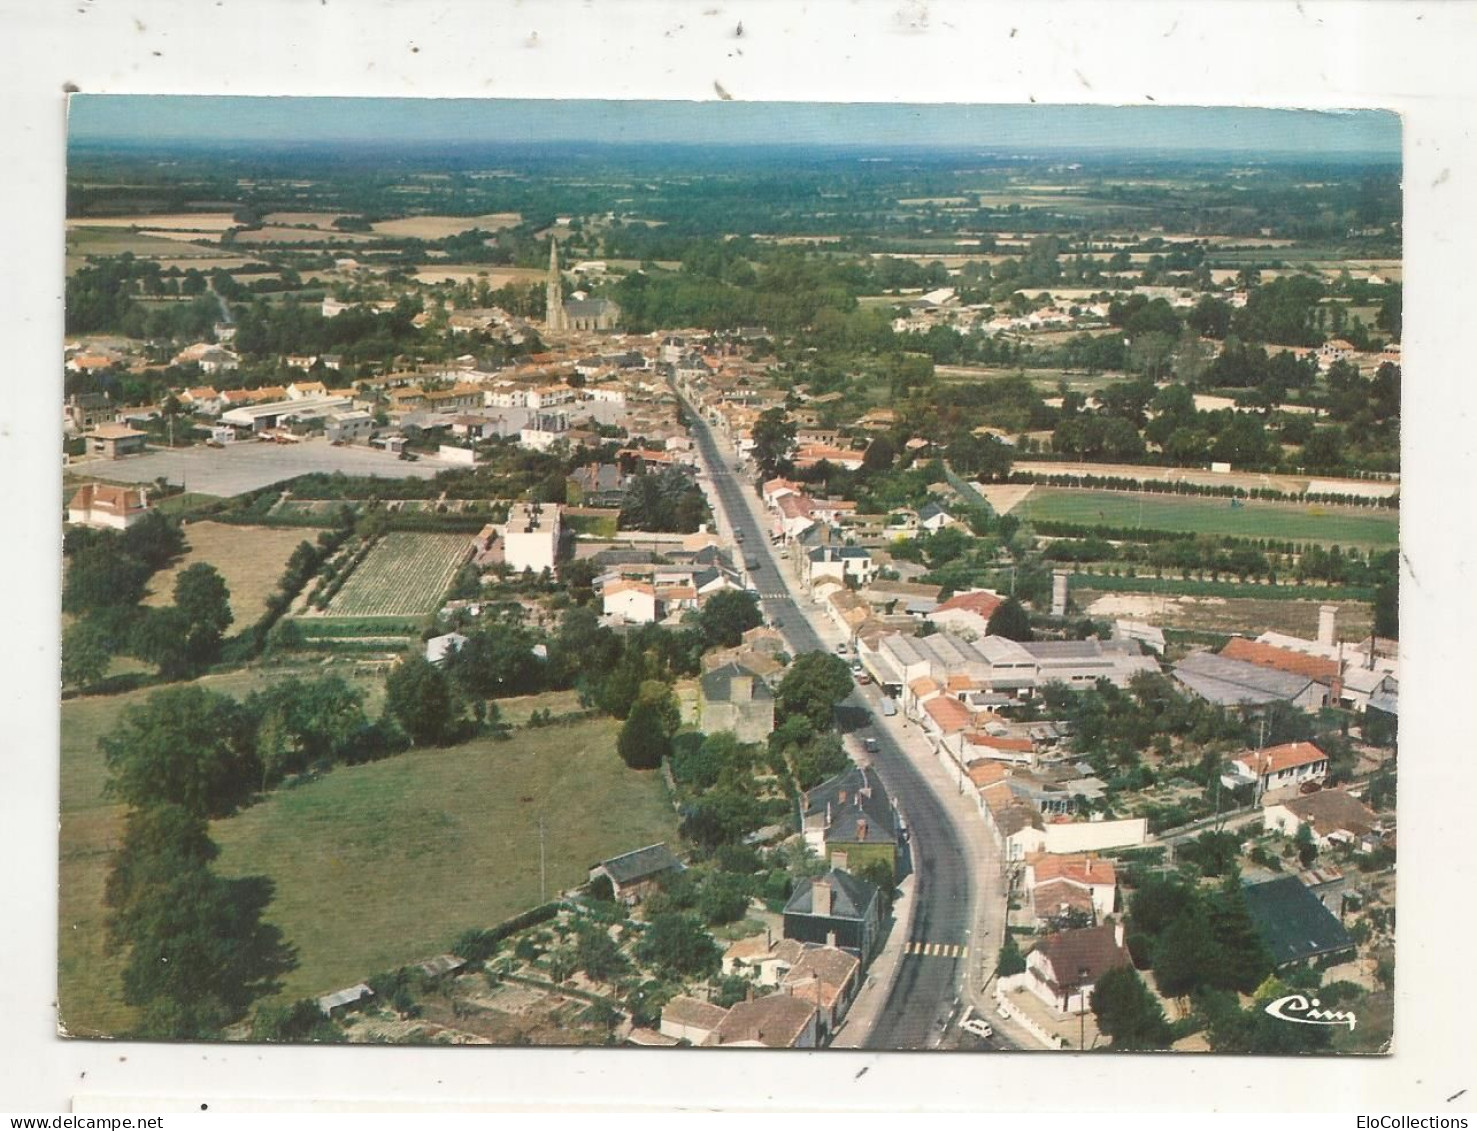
[855,670,872,684]
[734,530,744,542]
[835,642,848,655]
[863,737,879,753]
[960,1017,994,1040]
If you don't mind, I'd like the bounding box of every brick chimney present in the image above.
[1114,920,1125,949]
[857,819,868,842]
[838,789,848,805]
[811,877,832,917]
[826,930,838,949]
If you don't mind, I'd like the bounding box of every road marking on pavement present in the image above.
[758,592,789,599]
[903,941,968,959]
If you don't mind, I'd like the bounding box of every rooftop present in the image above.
[1242,876,1356,966]
[595,842,682,886]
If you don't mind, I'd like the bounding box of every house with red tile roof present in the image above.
[1025,853,1117,922]
[713,993,819,1049]
[930,588,1005,641]
[67,482,151,530]
[1225,741,1329,796]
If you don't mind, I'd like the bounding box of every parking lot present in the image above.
[67,437,454,498]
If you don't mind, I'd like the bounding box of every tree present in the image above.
[697,872,751,925]
[697,589,763,649]
[446,625,546,699]
[245,676,372,783]
[617,698,671,770]
[62,617,113,689]
[251,998,342,1043]
[63,541,151,615]
[986,597,1033,641]
[1294,823,1318,868]
[1373,577,1398,639]
[129,606,198,680]
[102,686,256,818]
[751,407,797,476]
[776,651,853,731]
[575,925,628,984]
[385,654,459,746]
[173,563,234,638]
[1090,966,1173,1050]
[634,912,721,979]
[996,934,1027,978]
[862,434,896,471]
[855,858,896,915]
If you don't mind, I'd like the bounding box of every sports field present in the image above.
[324,532,470,617]
[1021,488,1399,547]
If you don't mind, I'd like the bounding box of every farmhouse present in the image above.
[67,482,151,530]
[713,993,820,1049]
[589,842,683,906]
[659,995,729,1046]
[1024,852,1118,924]
[602,578,659,625]
[692,661,776,743]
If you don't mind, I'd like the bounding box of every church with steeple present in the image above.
[545,238,621,334]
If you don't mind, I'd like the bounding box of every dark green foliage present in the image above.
[697,872,751,925]
[102,686,256,818]
[714,974,756,1009]
[617,699,672,770]
[1178,830,1243,878]
[986,597,1034,641]
[776,651,853,731]
[575,925,629,984]
[1090,966,1174,1050]
[384,653,460,746]
[251,999,342,1043]
[855,859,896,915]
[445,624,547,699]
[697,589,763,649]
[61,617,113,688]
[634,913,721,979]
[751,407,797,476]
[996,934,1027,978]
[453,928,502,963]
[173,562,234,638]
[63,542,152,615]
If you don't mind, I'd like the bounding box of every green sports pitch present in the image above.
[1020,488,1399,547]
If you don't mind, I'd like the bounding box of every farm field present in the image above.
[411,265,545,286]
[65,227,239,270]
[1077,589,1375,639]
[143,521,308,626]
[1021,488,1400,547]
[58,663,390,1036]
[210,714,675,1008]
[323,533,470,618]
[934,365,1138,393]
[1010,458,1401,498]
[371,212,522,239]
[66,212,240,231]
[234,226,378,245]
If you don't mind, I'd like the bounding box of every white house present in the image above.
[603,579,658,624]
[1022,921,1131,1016]
[498,502,560,574]
[1223,741,1329,796]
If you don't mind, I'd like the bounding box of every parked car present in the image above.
[863,737,879,754]
[855,671,872,685]
[960,1017,994,1040]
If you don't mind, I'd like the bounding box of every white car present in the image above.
[960,1017,994,1040]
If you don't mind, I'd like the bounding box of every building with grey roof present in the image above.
[693,661,775,743]
[801,766,900,878]
[1172,650,1326,711]
[782,870,882,960]
[589,842,683,906]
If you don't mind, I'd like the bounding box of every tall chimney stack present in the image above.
[1051,571,1070,618]
[811,877,832,917]
[1318,604,1339,647]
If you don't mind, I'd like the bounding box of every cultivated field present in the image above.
[1078,590,1375,639]
[58,664,390,1037]
[323,533,470,618]
[66,228,242,271]
[212,714,676,1007]
[143,521,311,626]
[1021,488,1399,547]
[263,212,348,228]
[233,226,378,245]
[371,212,522,240]
[411,265,546,286]
[66,212,240,231]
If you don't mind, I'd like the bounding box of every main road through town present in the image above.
[680,398,980,1050]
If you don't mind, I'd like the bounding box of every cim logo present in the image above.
[1263,993,1357,1030]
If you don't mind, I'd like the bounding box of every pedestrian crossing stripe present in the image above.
[903,941,968,958]
[759,592,789,599]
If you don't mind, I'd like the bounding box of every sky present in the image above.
[68,97,1401,156]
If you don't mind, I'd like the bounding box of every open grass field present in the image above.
[1011,458,1400,499]
[65,228,232,270]
[142,521,310,627]
[67,213,240,232]
[210,714,675,1007]
[58,663,390,1036]
[411,265,546,286]
[324,533,470,618]
[1022,487,1399,547]
[233,226,378,245]
[371,213,522,240]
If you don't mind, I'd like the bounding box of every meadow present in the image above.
[1021,488,1399,547]
[323,533,470,618]
[211,715,675,1008]
[143,521,309,627]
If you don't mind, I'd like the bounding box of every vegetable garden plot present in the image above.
[323,533,471,618]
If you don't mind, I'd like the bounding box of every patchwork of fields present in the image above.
[1021,488,1399,547]
[323,532,470,617]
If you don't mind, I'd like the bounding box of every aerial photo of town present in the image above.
[59,99,1400,1055]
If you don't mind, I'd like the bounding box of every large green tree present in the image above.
[173,562,234,638]
[634,912,721,979]
[697,589,763,649]
[1090,965,1173,1050]
[102,685,256,818]
[385,654,460,746]
[776,651,853,731]
[617,698,672,770]
[987,597,1034,641]
[61,617,113,689]
[750,407,797,476]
